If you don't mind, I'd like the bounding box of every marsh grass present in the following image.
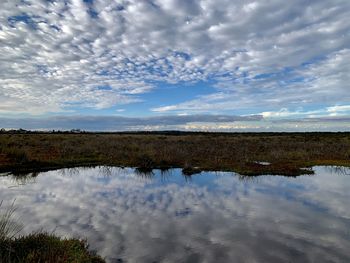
[0,132,349,176]
[0,200,23,240]
[0,233,105,263]
[0,200,105,263]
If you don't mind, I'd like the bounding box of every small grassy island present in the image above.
[0,131,349,176]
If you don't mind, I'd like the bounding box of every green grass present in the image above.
[0,132,349,176]
[0,201,105,263]
[0,233,105,263]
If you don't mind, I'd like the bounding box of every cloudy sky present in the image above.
[0,0,349,131]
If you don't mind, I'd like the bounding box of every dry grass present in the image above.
[0,132,349,175]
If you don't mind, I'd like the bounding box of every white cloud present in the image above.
[327,105,350,115]
[0,114,349,132]
[152,48,350,114]
[0,114,262,131]
[261,103,350,119]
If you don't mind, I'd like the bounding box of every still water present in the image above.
[1,166,350,262]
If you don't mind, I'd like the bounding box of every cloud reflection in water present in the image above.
[0,166,350,262]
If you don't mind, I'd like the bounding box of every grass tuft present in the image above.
[0,200,23,240]
[0,200,105,263]
[0,233,105,263]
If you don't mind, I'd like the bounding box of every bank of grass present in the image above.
[0,233,105,263]
[0,132,349,176]
[0,202,105,263]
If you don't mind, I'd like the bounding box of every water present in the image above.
[1,166,350,262]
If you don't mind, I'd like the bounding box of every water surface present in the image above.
[1,166,350,262]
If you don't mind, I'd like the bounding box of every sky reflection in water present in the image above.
[1,166,350,262]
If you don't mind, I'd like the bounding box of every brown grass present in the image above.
[0,132,349,176]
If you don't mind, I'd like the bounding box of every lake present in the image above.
[1,166,350,262]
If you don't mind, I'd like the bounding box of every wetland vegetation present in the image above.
[0,201,105,263]
[0,131,349,176]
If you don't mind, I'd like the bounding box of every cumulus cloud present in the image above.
[1,166,350,262]
[261,105,350,119]
[152,49,350,114]
[0,0,349,117]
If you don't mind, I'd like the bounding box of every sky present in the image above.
[0,0,349,131]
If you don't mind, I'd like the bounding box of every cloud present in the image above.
[261,103,350,119]
[0,0,349,115]
[327,105,350,115]
[0,114,262,131]
[276,116,350,123]
[0,114,349,131]
[152,49,350,114]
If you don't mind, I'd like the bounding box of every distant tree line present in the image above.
[0,128,87,134]
[0,128,348,135]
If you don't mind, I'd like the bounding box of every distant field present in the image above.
[0,132,349,176]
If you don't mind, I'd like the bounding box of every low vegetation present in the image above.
[0,201,105,263]
[0,233,105,263]
[0,131,349,176]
